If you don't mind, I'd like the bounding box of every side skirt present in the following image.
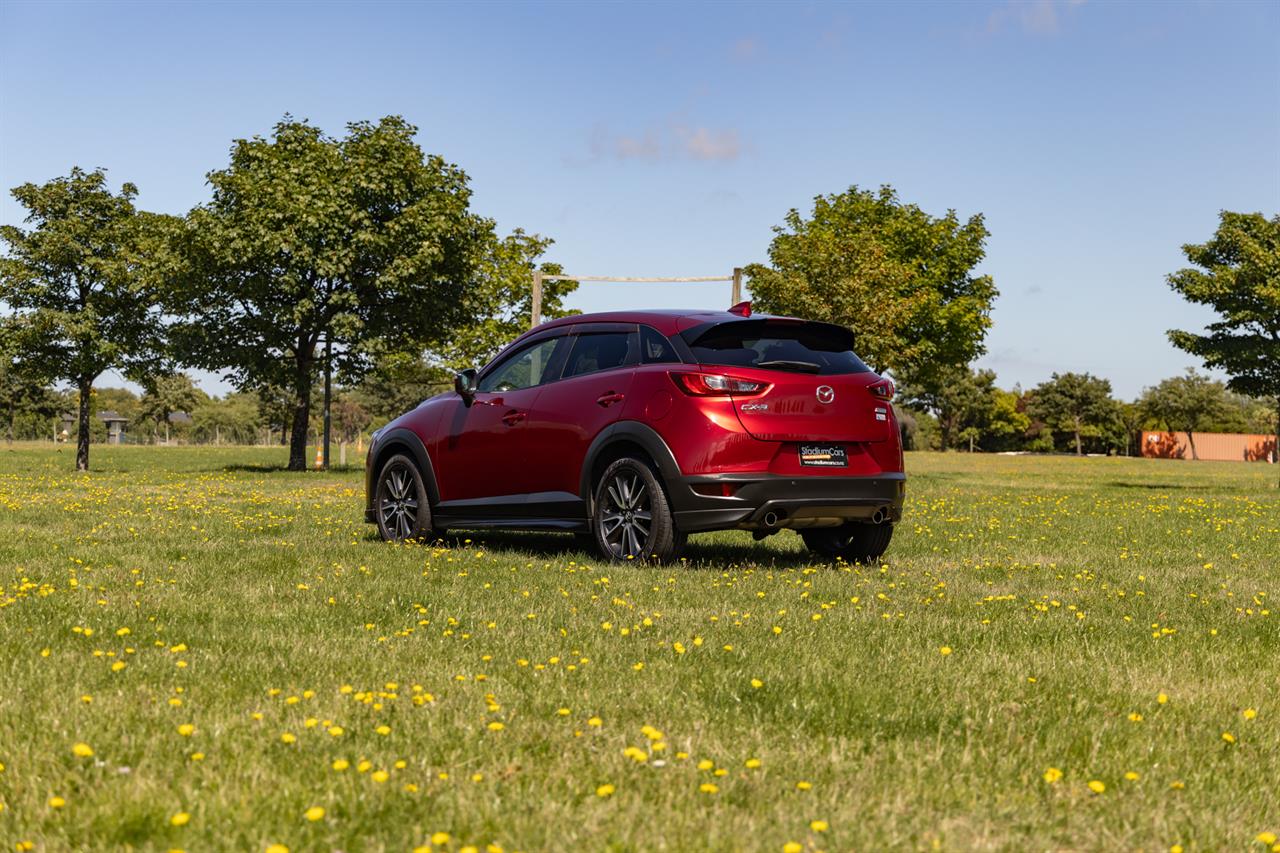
[432,490,589,533]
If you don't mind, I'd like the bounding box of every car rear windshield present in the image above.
[681,320,871,375]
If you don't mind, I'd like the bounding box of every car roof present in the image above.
[535,308,798,336]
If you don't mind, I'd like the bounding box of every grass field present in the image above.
[0,444,1277,852]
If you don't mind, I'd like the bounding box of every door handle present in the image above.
[596,392,625,407]
[501,410,526,426]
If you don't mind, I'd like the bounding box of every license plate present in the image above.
[799,444,847,467]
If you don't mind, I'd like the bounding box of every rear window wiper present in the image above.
[754,359,822,373]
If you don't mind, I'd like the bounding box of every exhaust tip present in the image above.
[762,511,780,528]
[871,507,887,524]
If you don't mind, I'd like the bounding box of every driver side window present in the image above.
[477,337,562,392]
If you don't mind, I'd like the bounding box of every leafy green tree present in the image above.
[1166,211,1280,477]
[1028,372,1119,456]
[428,229,577,371]
[0,168,168,470]
[138,372,205,444]
[1139,369,1233,460]
[982,387,1031,452]
[166,116,488,470]
[745,185,997,390]
[900,365,999,451]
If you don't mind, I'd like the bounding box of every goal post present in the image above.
[530,268,744,328]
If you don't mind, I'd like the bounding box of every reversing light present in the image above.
[868,377,895,401]
[670,372,770,398]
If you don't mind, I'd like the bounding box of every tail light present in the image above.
[868,377,895,401]
[670,371,771,398]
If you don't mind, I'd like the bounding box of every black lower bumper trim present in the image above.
[670,473,906,533]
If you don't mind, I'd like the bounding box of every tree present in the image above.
[427,229,577,372]
[745,185,997,390]
[1028,373,1119,456]
[167,116,488,470]
[1166,211,1280,477]
[1138,369,1232,460]
[0,168,167,470]
[138,372,204,444]
[900,365,1006,451]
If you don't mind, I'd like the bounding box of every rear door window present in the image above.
[562,331,639,378]
[682,320,870,375]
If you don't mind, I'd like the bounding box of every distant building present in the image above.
[1141,431,1276,463]
[99,410,129,445]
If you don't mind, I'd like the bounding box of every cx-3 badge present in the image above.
[816,385,835,404]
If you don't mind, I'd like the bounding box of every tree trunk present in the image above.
[1074,417,1082,456]
[1186,430,1198,461]
[1274,395,1279,486]
[76,379,91,471]
[287,379,312,471]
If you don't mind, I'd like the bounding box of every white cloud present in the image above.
[986,0,1086,36]
[582,119,744,165]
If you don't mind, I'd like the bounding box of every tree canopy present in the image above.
[1166,210,1279,478]
[1028,372,1119,456]
[1138,369,1232,460]
[166,115,490,470]
[744,185,997,389]
[0,167,168,469]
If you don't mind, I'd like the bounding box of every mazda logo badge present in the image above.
[816,385,835,404]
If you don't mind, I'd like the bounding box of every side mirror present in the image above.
[454,368,478,405]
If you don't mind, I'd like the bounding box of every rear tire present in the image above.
[592,457,685,562]
[801,521,893,564]
[374,454,434,542]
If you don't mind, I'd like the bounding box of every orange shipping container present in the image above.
[1140,431,1277,463]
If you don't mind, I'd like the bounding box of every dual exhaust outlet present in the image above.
[758,505,890,529]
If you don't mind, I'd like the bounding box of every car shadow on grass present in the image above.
[378,528,823,570]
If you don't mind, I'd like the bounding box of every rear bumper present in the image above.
[669,472,906,533]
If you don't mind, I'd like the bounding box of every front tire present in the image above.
[592,457,684,562]
[801,521,893,564]
[374,454,433,542]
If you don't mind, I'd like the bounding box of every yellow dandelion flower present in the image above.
[371,770,389,783]
[1087,780,1106,794]
[745,758,761,769]
[487,721,504,732]
[939,646,953,655]
[170,812,190,827]
[49,796,67,809]
[1243,708,1258,720]
[432,832,451,846]
[177,724,195,737]
[587,716,603,728]
[265,845,289,853]
[72,742,94,758]
[810,819,829,832]
[332,759,349,771]
[784,845,802,853]
[596,783,615,798]
[280,733,296,744]
[375,725,391,736]
[1222,731,1236,744]
[1124,771,1140,781]
[304,806,324,821]
[699,782,718,794]
[796,781,812,791]
[1042,767,1063,784]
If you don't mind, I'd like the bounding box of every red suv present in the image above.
[365,306,904,562]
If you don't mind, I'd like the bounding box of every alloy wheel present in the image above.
[597,467,652,558]
[378,463,420,541]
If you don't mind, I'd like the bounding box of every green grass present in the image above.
[1,443,1277,852]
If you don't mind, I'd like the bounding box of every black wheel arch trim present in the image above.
[579,421,684,509]
[365,428,440,521]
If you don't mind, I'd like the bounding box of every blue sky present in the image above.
[2,0,1277,399]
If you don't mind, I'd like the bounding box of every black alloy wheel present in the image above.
[592,457,684,562]
[375,454,432,542]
